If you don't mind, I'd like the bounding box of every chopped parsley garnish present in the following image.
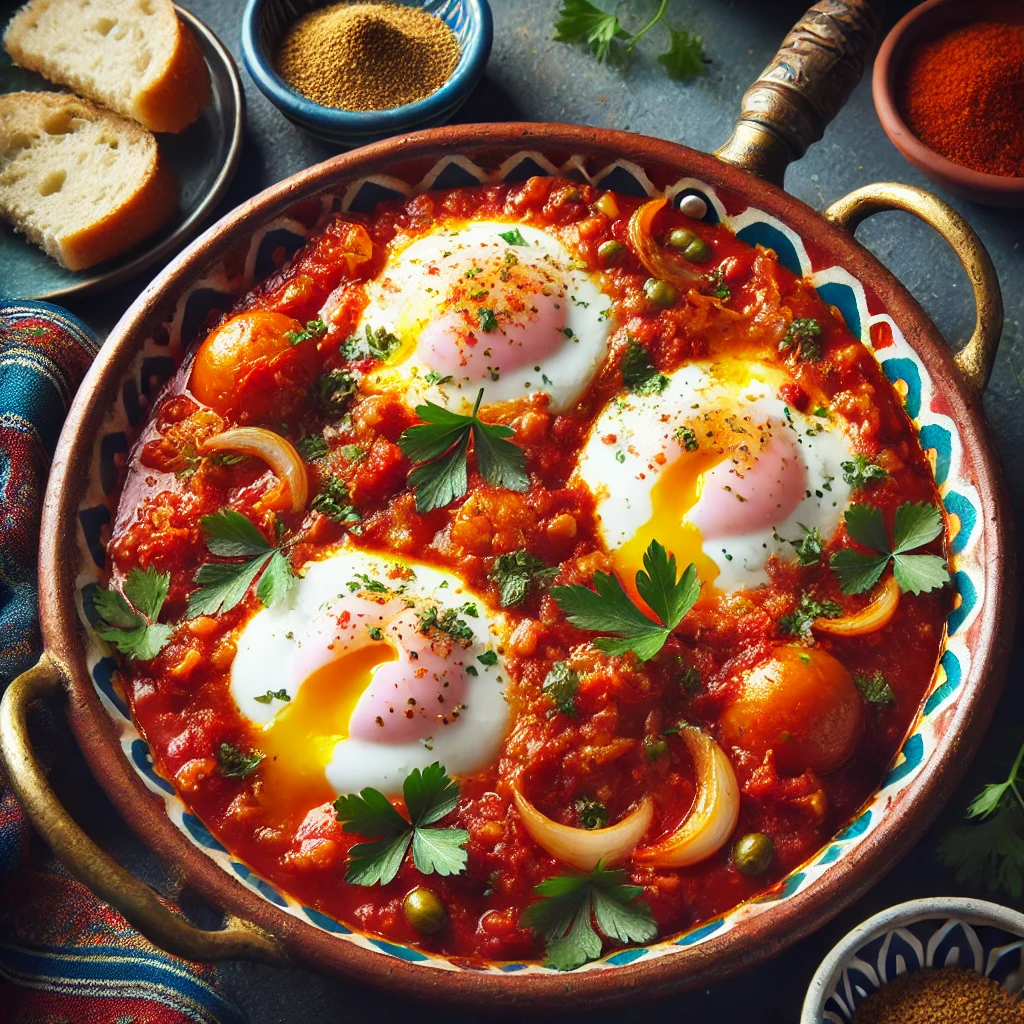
[316,369,357,413]
[341,444,366,463]
[477,308,499,333]
[551,540,700,662]
[522,861,657,971]
[310,477,362,529]
[188,510,296,618]
[553,0,706,81]
[790,523,823,566]
[253,688,290,704]
[477,650,498,666]
[855,672,896,707]
[417,606,475,645]
[423,371,454,386]
[218,742,264,778]
[778,318,822,361]
[342,324,401,362]
[367,625,384,641]
[841,454,889,490]
[830,501,949,596]
[489,549,558,607]
[779,593,841,636]
[349,572,388,594]
[675,425,698,451]
[498,228,528,246]
[706,267,730,301]
[334,762,470,886]
[286,318,327,346]
[621,336,669,395]
[543,661,580,717]
[575,797,608,830]
[297,433,329,461]
[397,390,529,513]
[678,664,702,695]
[90,566,173,661]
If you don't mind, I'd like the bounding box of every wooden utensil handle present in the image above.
[716,0,885,186]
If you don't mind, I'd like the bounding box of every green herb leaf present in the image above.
[621,336,668,395]
[543,661,581,717]
[188,555,272,617]
[310,477,362,529]
[334,763,469,886]
[477,308,499,333]
[253,688,290,704]
[256,549,297,607]
[200,509,271,557]
[489,549,558,607]
[90,566,173,661]
[498,228,528,246]
[841,454,888,490]
[575,797,608,830]
[342,324,401,362]
[843,503,890,554]
[218,742,264,778]
[297,433,329,461]
[939,802,1024,899]
[553,0,627,63]
[778,317,822,360]
[779,593,841,636]
[316,369,357,414]
[522,861,656,971]
[417,606,475,645]
[551,540,699,661]
[892,501,944,554]
[656,26,706,80]
[854,671,896,707]
[828,549,889,596]
[286,318,327,346]
[789,524,823,566]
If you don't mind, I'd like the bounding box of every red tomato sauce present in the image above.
[105,178,950,964]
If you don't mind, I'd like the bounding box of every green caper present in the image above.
[644,737,670,761]
[667,227,699,251]
[598,239,627,266]
[733,832,774,877]
[643,277,678,308]
[683,237,712,264]
[403,886,447,935]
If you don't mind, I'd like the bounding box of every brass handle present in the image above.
[823,182,1004,398]
[715,0,885,186]
[0,655,286,965]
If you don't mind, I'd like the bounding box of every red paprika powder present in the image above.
[900,21,1024,178]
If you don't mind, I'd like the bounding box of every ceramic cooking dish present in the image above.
[0,0,1016,1012]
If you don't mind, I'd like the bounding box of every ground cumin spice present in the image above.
[900,22,1024,178]
[276,2,460,112]
[851,967,1024,1024]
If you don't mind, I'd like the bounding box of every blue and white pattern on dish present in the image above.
[72,152,986,973]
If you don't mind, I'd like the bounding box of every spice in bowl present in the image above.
[900,21,1024,179]
[851,966,1024,1024]
[275,2,461,113]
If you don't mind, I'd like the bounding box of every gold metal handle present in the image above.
[823,182,1004,398]
[0,655,286,965]
[715,0,885,186]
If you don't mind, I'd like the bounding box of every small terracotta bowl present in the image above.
[872,0,1024,207]
[801,897,1024,1022]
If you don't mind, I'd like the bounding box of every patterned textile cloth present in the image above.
[0,302,244,1024]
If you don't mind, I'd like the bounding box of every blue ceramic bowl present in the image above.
[802,898,1024,1023]
[240,0,493,147]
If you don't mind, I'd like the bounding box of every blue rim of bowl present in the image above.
[800,897,1024,1023]
[240,0,493,133]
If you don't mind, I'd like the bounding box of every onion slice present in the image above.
[633,727,740,868]
[202,427,308,513]
[626,198,704,290]
[512,782,653,871]
[813,577,900,636]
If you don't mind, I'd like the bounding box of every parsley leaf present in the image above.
[778,318,822,360]
[830,501,949,596]
[218,742,264,778]
[310,477,362,529]
[417,606,475,645]
[551,540,699,661]
[253,688,290,704]
[854,672,896,707]
[342,324,401,362]
[477,308,499,333]
[657,26,707,80]
[286,318,327,346]
[334,762,470,886]
[788,523,823,566]
[621,336,668,395]
[498,228,528,246]
[90,566,173,660]
[297,433,329,461]
[398,390,529,513]
[779,593,841,637]
[188,509,296,617]
[575,797,608,830]
[489,549,558,607]
[841,454,888,490]
[553,0,627,63]
[316,369,357,414]
[522,861,657,971]
[543,661,580,717]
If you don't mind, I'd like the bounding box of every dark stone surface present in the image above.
[51,1,1024,1020]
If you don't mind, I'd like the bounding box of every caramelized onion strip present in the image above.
[633,727,739,868]
[813,577,900,636]
[512,782,653,871]
[626,198,704,289]
[201,427,309,513]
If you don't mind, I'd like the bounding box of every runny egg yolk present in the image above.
[254,642,398,821]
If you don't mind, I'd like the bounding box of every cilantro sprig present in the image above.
[554,0,707,81]
[522,861,657,971]
[187,510,297,617]
[334,763,470,886]
[90,566,173,660]
[830,502,949,596]
[551,540,699,661]
[397,389,529,513]
[489,549,558,607]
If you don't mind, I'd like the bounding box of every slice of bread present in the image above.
[0,91,177,270]
[4,0,210,134]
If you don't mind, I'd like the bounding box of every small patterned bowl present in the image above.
[240,0,493,148]
[802,898,1024,1023]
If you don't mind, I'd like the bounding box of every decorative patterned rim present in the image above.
[38,125,1016,1008]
